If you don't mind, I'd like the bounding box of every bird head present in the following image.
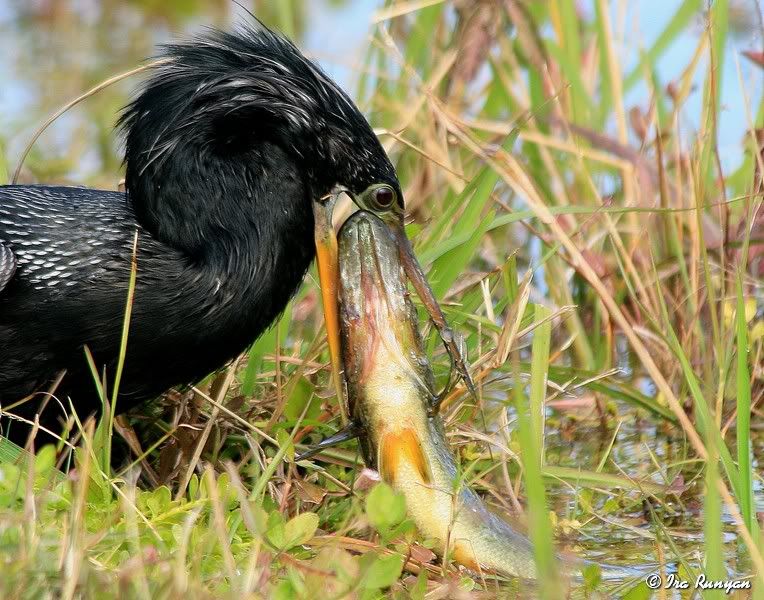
[119,20,470,406]
[121,21,404,219]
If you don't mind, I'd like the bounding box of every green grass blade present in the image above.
[703,415,725,600]
[512,356,560,596]
[0,436,24,463]
[428,210,494,299]
[543,40,593,123]
[735,275,754,533]
[542,465,669,494]
[103,230,139,473]
[553,0,587,123]
[529,304,551,453]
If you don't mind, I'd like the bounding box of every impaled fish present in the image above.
[337,210,536,579]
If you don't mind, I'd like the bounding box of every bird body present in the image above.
[0,176,312,419]
[0,22,400,433]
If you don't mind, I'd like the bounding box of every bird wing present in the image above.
[0,243,17,293]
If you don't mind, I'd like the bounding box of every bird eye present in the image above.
[370,185,396,210]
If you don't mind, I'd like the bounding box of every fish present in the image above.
[337,210,537,579]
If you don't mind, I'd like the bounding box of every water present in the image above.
[541,394,762,583]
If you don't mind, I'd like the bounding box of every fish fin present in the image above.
[379,428,430,485]
[452,542,481,572]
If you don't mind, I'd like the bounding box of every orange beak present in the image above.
[313,192,347,423]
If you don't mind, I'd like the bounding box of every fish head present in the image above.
[337,211,436,423]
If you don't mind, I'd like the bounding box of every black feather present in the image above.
[0,22,400,437]
[0,243,15,293]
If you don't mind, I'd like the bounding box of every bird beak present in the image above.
[313,190,475,420]
[312,191,347,421]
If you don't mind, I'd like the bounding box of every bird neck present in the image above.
[128,142,315,277]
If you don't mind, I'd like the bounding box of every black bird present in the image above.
[0,23,397,434]
[0,21,470,443]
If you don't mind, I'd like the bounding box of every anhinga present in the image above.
[0,22,470,442]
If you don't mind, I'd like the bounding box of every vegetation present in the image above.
[0,0,762,597]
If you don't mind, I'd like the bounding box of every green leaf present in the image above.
[145,486,172,517]
[213,471,237,508]
[283,512,319,550]
[360,553,404,590]
[284,377,319,422]
[247,501,270,537]
[529,304,551,451]
[33,444,56,476]
[273,579,296,600]
[544,39,592,123]
[265,510,286,549]
[735,275,755,534]
[276,429,295,462]
[365,483,406,532]
[429,209,495,299]
[0,436,24,463]
[704,420,725,600]
[187,474,199,500]
[408,572,427,600]
[458,576,476,591]
[622,581,653,600]
[511,357,560,597]
[0,463,21,496]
